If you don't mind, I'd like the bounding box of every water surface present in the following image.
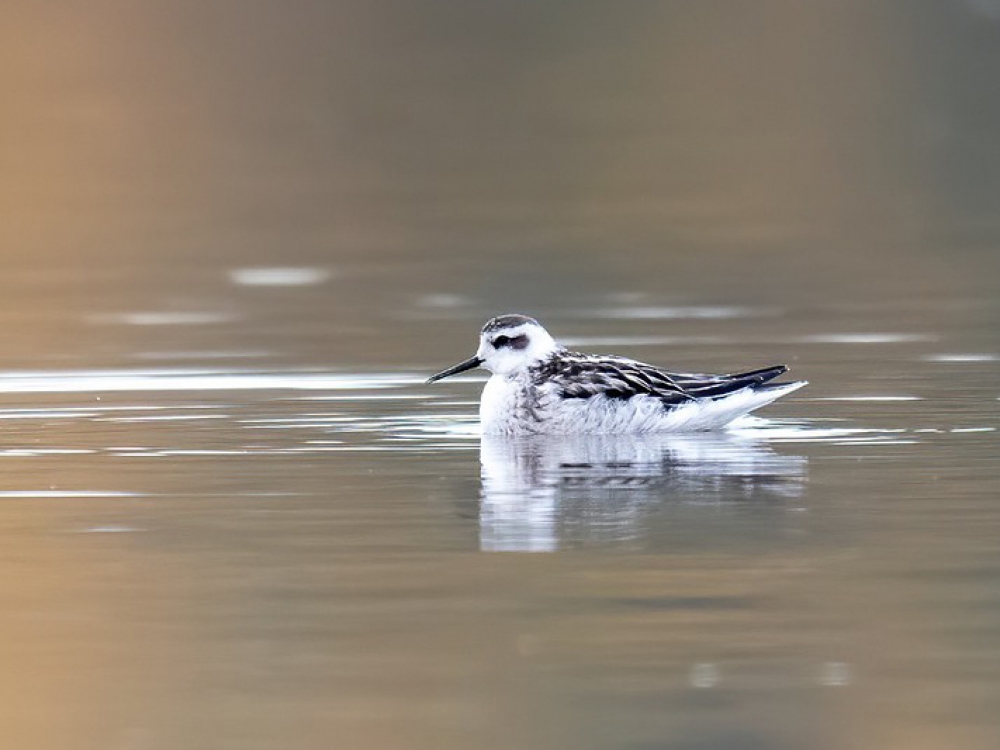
[3,2,1000,749]
[0,272,997,750]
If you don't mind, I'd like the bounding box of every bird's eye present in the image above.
[492,335,510,348]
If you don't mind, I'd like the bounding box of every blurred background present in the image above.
[3,0,1000,364]
[2,1,1000,749]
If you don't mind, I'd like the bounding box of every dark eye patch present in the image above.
[492,333,530,350]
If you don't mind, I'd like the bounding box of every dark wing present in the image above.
[534,354,693,407]
[536,355,789,406]
[667,365,789,397]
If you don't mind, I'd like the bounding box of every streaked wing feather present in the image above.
[535,354,791,405]
[668,364,789,397]
[536,354,692,405]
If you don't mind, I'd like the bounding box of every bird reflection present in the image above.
[479,431,807,552]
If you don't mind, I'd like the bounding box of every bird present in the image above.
[425,314,806,436]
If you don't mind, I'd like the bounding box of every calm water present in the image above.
[0,262,997,750]
[4,2,1000,749]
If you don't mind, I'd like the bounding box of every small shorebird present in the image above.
[426,314,806,435]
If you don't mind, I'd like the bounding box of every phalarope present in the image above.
[426,314,806,435]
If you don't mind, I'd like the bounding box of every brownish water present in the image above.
[2,2,1000,749]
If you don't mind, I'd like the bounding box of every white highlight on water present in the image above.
[229,267,331,286]
[796,333,934,344]
[0,491,140,499]
[0,369,414,394]
[924,353,1000,363]
[690,663,719,688]
[588,306,767,320]
[90,312,236,326]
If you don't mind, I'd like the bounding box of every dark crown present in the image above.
[482,314,539,334]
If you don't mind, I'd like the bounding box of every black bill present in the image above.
[426,356,483,384]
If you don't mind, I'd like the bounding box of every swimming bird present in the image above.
[426,314,806,435]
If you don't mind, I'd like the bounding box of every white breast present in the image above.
[479,374,526,435]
